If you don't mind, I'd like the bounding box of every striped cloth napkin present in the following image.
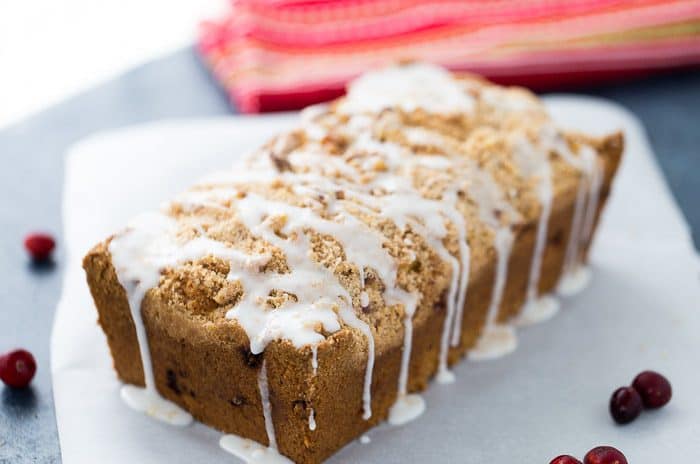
[198,0,700,112]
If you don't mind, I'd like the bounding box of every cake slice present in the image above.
[83,63,623,463]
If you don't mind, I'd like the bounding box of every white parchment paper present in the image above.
[51,97,700,463]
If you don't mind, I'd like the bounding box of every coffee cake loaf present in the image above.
[83,63,623,463]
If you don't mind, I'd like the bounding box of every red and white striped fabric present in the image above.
[199,0,700,112]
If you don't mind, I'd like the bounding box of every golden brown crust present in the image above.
[83,134,622,463]
[83,70,624,463]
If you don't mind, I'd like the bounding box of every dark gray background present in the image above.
[0,47,698,463]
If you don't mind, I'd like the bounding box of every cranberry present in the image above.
[24,233,56,261]
[0,349,37,388]
[609,386,642,424]
[632,370,672,409]
[584,446,627,464]
[550,455,583,464]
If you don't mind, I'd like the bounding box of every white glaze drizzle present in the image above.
[444,138,522,361]
[478,86,543,114]
[558,145,600,296]
[359,291,370,308]
[231,191,381,420]
[388,292,426,425]
[119,386,192,427]
[513,294,561,327]
[110,213,271,426]
[558,266,593,297]
[510,126,603,304]
[387,392,426,426]
[469,227,517,361]
[219,435,292,464]
[341,305,375,420]
[580,155,604,249]
[368,184,467,386]
[117,261,193,425]
[308,408,316,431]
[305,122,470,390]
[219,362,290,463]
[182,169,418,422]
[293,125,461,397]
[191,107,495,400]
[106,65,610,460]
[310,345,318,376]
[510,132,561,326]
[560,168,588,282]
[308,345,318,431]
[289,175,428,422]
[449,160,514,350]
[449,229,471,350]
[396,296,420,402]
[338,63,475,115]
[383,151,472,385]
[258,361,277,450]
[526,125,602,297]
[300,104,331,141]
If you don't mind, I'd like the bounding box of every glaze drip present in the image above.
[469,227,517,361]
[558,146,601,296]
[258,361,277,450]
[104,63,610,461]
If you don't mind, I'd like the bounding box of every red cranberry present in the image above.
[632,370,672,409]
[550,455,583,464]
[584,446,627,464]
[0,349,37,388]
[609,386,642,424]
[24,233,56,261]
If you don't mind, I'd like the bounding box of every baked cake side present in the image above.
[83,63,623,463]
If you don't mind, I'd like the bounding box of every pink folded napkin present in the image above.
[199,0,700,112]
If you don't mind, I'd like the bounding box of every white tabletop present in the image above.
[52,97,700,463]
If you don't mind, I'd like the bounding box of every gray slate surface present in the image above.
[0,47,697,463]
